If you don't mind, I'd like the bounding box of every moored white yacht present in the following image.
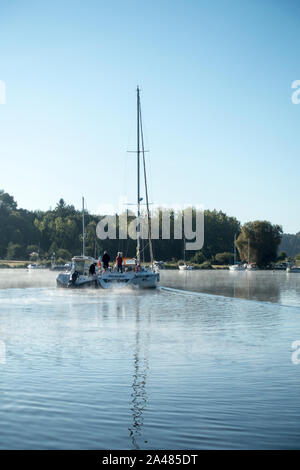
[229,264,245,271]
[179,264,193,271]
[229,234,245,271]
[245,239,258,270]
[246,262,258,271]
[56,198,100,288]
[178,239,193,271]
[286,265,300,273]
[27,264,45,270]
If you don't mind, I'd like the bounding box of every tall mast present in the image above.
[139,102,154,265]
[234,233,236,264]
[137,87,141,263]
[248,238,250,264]
[82,196,85,257]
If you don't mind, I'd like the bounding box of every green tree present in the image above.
[236,221,282,267]
[191,251,206,264]
[277,251,287,261]
[0,190,17,211]
[27,244,40,254]
[279,232,300,257]
[56,248,72,261]
[6,242,25,260]
[214,252,231,265]
[201,210,241,260]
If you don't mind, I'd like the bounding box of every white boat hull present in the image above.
[27,264,46,270]
[98,271,159,289]
[246,264,258,271]
[179,265,193,271]
[57,270,159,289]
[287,267,300,273]
[229,265,246,271]
[56,273,98,288]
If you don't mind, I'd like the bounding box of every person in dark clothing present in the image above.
[70,271,79,285]
[102,251,110,270]
[116,252,123,273]
[89,263,96,276]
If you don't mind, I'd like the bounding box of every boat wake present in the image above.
[159,286,300,309]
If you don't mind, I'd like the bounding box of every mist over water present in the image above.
[160,270,300,307]
[0,269,58,289]
[0,270,300,449]
[1,269,300,307]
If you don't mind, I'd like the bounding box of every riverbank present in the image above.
[0,260,29,268]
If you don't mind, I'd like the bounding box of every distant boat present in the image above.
[178,239,193,271]
[286,265,300,273]
[229,264,246,271]
[179,264,193,271]
[229,234,245,271]
[246,263,258,271]
[56,198,99,288]
[27,263,45,270]
[273,263,287,271]
[51,253,71,271]
[27,249,45,270]
[245,239,258,270]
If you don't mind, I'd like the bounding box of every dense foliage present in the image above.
[236,221,283,266]
[279,233,300,258]
[0,190,287,265]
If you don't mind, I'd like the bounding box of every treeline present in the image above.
[0,190,290,266]
[279,233,300,258]
[0,190,241,263]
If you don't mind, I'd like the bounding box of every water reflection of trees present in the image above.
[233,272,280,303]
[162,271,281,303]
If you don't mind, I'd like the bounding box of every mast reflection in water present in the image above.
[128,300,150,449]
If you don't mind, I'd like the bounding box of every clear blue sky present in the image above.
[0,0,299,233]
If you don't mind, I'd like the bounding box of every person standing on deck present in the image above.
[89,263,96,276]
[102,251,110,270]
[116,252,123,273]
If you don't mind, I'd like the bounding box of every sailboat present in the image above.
[178,239,193,271]
[27,248,46,270]
[56,197,99,288]
[97,87,159,289]
[246,238,258,270]
[229,234,245,271]
[286,265,300,273]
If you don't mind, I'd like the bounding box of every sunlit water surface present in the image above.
[0,269,300,449]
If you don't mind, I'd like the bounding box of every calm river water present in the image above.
[0,269,299,449]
